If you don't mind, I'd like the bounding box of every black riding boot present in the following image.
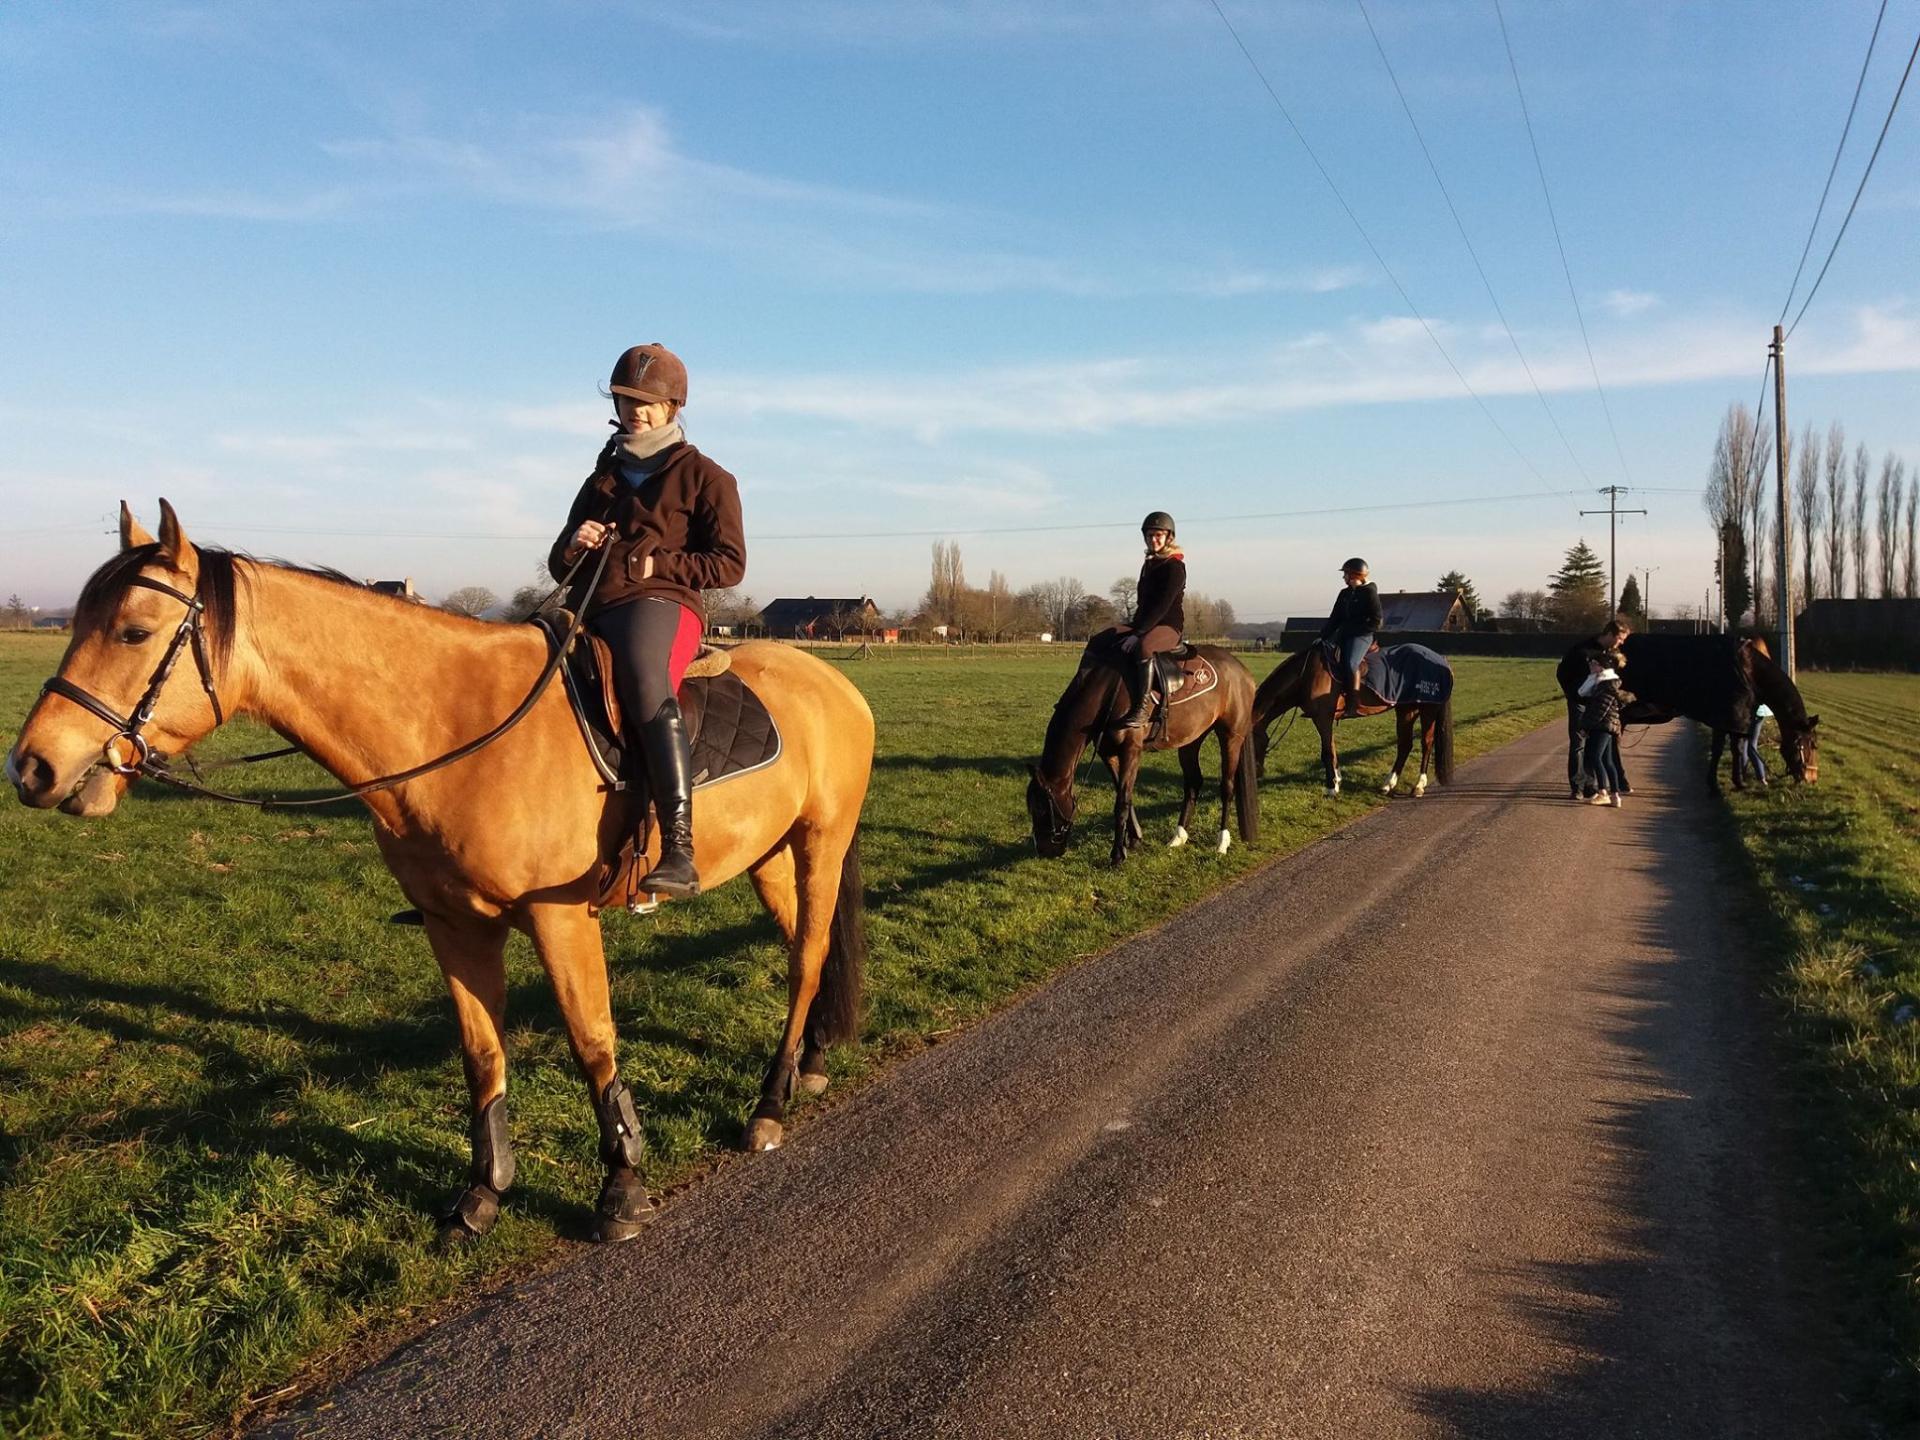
[637,698,700,898]
[1117,654,1155,730]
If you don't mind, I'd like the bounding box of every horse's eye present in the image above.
[119,627,153,645]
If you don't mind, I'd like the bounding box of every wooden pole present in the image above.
[1772,325,1795,675]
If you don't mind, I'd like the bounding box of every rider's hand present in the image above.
[1119,634,1139,655]
[565,520,610,564]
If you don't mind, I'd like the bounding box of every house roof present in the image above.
[758,596,877,626]
[1378,591,1464,629]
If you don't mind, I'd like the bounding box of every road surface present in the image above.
[260,720,1857,1439]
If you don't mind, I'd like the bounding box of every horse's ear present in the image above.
[155,498,192,572]
[1807,714,1820,729]
[120,502,156,551]
[1026,763,1041,784]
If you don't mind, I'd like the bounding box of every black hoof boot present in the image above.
[434,1095,515,1248]
[593,1167,656,1243]
[436,1183,502,1249]
[637,699,701,899]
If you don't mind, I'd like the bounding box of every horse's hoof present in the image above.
[1324,788,1338,799]
[1168,826,1189,849]
[434,1183,501,1249]
[592,1170,656,1243]
[1109,852,1127,868]
[743,1117,785,1152]
[797,1070,830,1097]
[1215,830,1232,856]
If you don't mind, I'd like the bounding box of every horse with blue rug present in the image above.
[1252,639,1456,798]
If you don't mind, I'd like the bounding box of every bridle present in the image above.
[41,575,225,777]
[39,541,612,808]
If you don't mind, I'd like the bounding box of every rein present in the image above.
[43,543,613,809]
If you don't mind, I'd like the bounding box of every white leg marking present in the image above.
[1168,825,1189,848]
[1382,770,1399,795]
[1216,829,1232,855]
[1414,773,1428,797]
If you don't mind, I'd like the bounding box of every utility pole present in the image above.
[1771,324,1796,676]
[1580,486,1648,615]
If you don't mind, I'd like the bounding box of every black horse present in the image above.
[1558,633,1820,792]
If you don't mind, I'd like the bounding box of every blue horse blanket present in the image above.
[1361,643,1453,706]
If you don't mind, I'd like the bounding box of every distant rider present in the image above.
[1320,557,1382,717]
[550,343,746,898]
[1114,512,1187,731]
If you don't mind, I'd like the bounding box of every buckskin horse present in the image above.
[1250,642,1455,797]
[6,502,874,1246]
[1558,632,1820,791]
[1026,644,1259,866]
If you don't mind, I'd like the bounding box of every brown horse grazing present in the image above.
[1251,643,1454,797]
[1025,646,1259,866]
[6,502,873,1247]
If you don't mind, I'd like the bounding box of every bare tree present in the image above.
[1905,473,1919,599]
[1822,421,1848,600]
[1878,455,1904,597]
[1852,443,1872,597]
[1749,428,1774,624]
[442,586,497,618]
[1703,402,1766,623]
[1108,574,1138,619]
[924,540,967,628]
[1794,421,1823,602]
[4,593,26,629]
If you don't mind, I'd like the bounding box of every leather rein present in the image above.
[41,544,613,810]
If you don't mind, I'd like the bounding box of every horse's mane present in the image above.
[1745,642,1810,726]
[73,544,456,671]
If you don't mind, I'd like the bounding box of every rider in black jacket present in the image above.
[1116,511,1187,730]
[1319,557,1382,716]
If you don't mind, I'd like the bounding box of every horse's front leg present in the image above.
[1320,716,1340,796]
[1111,745,1143,865]
[742,839,845,1152]
[1170,740,1204,847]
[421,913,515,1247]
[525,902,655,1243]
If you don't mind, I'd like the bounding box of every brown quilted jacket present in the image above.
[548,440,746,619]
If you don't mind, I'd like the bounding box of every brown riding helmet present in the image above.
[609,343,689,406]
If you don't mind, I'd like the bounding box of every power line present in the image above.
[1786,20,1920,339]
[1202,0,1560,489]
[1492,0,1635,488]
[178,486,1591,548]
[1351,0,1596,487]
[1778,0,1890,323]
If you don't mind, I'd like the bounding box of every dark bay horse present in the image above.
[1569,632,1820,791]
[1026,646,1259,866]
[1251,643,1454,797]
[7,502,875,1246]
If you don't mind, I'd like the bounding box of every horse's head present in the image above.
[1780,714,1820,784]
[1025,762,1077,858]
[7,501,229,816]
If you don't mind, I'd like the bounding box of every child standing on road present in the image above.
[1577,652,1629,807]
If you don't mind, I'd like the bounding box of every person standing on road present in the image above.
[1320,558,1382,718]
[1111,511,1187,731]
[1577,651,1629,807]
[1568,616,1633,799]
[550,343,746,897]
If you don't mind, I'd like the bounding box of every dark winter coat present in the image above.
[1579,675,1629,735]
[1130,553,1186,636]
[1320,581,1383,642]
[548,440,746,619]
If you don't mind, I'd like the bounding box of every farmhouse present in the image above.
[365,578,421,601]
[1282,590,1470,638]
[758,595,881,639]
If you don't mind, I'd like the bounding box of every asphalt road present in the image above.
[260,720,1857,1439]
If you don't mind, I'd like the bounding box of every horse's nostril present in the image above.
[7,748,57,804]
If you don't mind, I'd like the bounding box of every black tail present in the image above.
[1435,698,1456,785]
[815,827,867,1047]
[1235,736,1260,842]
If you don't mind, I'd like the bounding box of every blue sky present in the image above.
[3,0,1916,621]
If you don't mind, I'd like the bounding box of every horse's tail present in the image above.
[1235,733,1260,842]
[815,827,867,1047]
[1435,697,1456,786]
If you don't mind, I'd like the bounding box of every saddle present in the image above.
[532,613,783,911]
[1140,644,1221,742]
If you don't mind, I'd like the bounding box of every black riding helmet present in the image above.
[1142,511,1176,537]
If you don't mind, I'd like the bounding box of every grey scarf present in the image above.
[615,421,683,465]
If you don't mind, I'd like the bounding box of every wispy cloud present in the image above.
[1598,288,1658,317]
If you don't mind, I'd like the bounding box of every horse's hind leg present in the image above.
[525,902,655,1242]
[748,843,827,1100]
[422,913,515,1246]
[1414,708,1433,797]
[1213,728,1239,854]
[1318,715,1340,796]
[743,832,850,1152]
[1170,740,1204,847]
[1384,710,1414,794]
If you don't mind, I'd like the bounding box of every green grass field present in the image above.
[0,631,1563,1438]
[1715,670,1920,1414]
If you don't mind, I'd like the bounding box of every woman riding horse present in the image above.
[1105,511,1186,731]
[1319,557,1381,717]
[550,343,745,898]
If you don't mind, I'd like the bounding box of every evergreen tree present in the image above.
[1718,521,1750,625]
[1617,573,1644,625]
[1547,540,1609,631]
[1434,570,1488,627]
